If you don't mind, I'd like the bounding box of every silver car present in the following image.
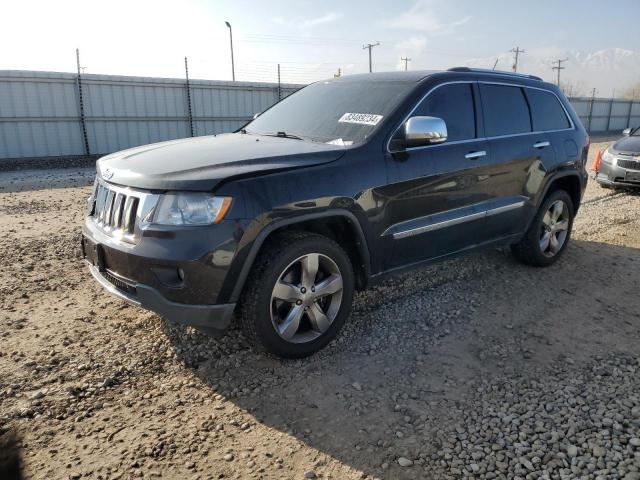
[596,126,640,188]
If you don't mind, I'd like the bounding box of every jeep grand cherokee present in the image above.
[82,68,589,358]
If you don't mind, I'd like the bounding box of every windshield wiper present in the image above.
[263,131,304,141]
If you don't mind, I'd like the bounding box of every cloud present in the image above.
[387,0,470,34]
[301,12,342,28]
[272,12,342,29]
[394,35,428,70]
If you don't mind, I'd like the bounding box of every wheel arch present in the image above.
[537,171,583,212]
[229,210,371,303]
[522,170,583,234]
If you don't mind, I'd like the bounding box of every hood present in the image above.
[610,135,640,156]
[97,133,346,191]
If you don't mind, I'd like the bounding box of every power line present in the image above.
[552,58,568,87]
[511,46,525,72]
[401,57,411,71]
[362,42,380,73]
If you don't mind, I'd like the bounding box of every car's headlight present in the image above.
[152,193,232,225]
[601,148,614,165]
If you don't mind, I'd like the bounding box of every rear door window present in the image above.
[480,84,531,137]
[412,83,476,141]
[525,89,571,131]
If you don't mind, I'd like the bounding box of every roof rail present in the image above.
[448,67,543,82]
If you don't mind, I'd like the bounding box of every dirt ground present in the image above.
[1,140,639,480]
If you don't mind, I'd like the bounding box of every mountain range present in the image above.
[465,48,640,97]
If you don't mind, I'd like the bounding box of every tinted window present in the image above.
[246,80,415,145]
[525,89,571,131]
[413,83,476,141]
[480,84,531,136]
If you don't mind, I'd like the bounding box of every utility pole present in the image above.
[492,58,499,70]
[362,42,380,73]
[401,57,411,71]
[224,21,235,81]
[552,58,568,87]
[511,46,525,72]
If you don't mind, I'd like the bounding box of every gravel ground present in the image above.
[1,140,639,479]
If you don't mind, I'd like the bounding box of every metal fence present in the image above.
[0,70,301,159]
[1,70,639,160]
[570,96,640,134]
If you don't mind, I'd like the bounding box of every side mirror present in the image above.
[404,116,448,147]
[622,127,631,136]
[253,113,261,120]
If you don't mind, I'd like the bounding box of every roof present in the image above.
[329,67,544,84]
[333,70,439,83]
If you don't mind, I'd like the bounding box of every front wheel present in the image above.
[511,189,575,267]
[239,231,354,358]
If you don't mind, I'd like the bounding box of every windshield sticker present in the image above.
[326,138,354,146]
[338,113,383,126]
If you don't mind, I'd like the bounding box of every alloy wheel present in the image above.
[270,253,343,344]
[539,199,569,257]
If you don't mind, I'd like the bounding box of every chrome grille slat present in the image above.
[89,180,156,244]
[112,193,125,228]
[103,190,115,225]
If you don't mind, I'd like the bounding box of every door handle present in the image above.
[465,150,486,160]
[533,141,550,149]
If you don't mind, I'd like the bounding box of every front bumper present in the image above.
[81,215,248,333]
[595,160,640,188]
[86,262,235,331]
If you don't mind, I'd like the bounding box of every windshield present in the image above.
[245,80,416,145]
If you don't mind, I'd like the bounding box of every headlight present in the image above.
[152,193,232,225]
[601,148,614,165]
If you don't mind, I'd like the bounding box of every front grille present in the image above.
[102,269,137,295]
[92,183,139,235]
[617,159,640,170]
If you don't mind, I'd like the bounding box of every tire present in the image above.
[239,231,354,358]
[511,189,575,267]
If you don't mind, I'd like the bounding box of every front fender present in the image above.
[220,209,371,304]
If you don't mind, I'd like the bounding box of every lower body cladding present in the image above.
[595,159,640,188]
[81,218,247,334]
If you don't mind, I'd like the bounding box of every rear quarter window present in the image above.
[525,89,571,131]
[479,84,531,137]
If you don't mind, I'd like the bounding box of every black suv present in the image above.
[82,68,589,358]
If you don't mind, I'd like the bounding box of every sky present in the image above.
[2,0,639,90]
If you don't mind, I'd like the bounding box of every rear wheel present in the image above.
[239,231,354,358]
[511,189,574,267]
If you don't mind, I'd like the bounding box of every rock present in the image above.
[629,437,640,447]
[592,446,606,458]
[223,454,234,462]
[304,471,317,479]
[567,445,578,458]
[352,382,362,391]
[397,457,413,467]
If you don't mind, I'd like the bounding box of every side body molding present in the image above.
[382,198,526,240]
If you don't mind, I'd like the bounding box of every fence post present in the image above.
[277,63,282,101]
[606,98,614,132]
[184,57,194,137]
[75,48,90,155]
[587,89,596,133]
